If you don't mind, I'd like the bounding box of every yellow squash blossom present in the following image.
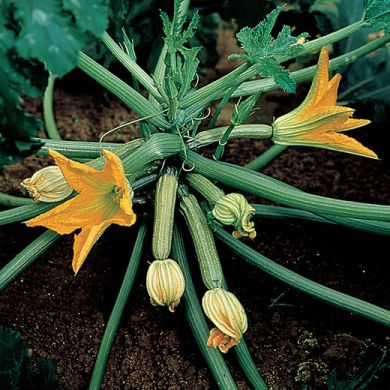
[272,47,378,159]
[25,149,137,274]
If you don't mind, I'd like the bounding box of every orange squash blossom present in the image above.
[25,149,137,274]
[272,47,378,159]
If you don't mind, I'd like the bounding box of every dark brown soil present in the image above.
[1,47,389,389]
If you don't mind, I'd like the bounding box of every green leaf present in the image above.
[230,7,308,92]
[327,346,390,389]
[161,7,200,53]
[13,0,86,76]
[63,0,109,37]
[178,47,201,98]
[0,326,58,389]
[365,0,390,33]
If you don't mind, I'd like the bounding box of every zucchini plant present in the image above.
[1,0,389,388]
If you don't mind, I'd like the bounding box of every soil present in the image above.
[1,31,389,390]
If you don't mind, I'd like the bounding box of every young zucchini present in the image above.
[152,167,178,260]
[179,185,223,289]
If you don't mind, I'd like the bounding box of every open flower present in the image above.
[202,288,248,353]
[25,149,136,273]
[272,47,378,159]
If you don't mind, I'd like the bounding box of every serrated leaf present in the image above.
[365,0,390,33]
[161,8,200,53]
[13,0,86,76]
[63,0,109,37]
[178,47,201,98]
[230,7,307,92]
[261,58,296,92]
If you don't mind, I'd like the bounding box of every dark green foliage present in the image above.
[0,326,58,390]
[230,7,308,92]
[327,346,390,389]
[364,0,390,33]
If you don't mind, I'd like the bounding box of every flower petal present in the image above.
[72,221,111,273]
[49,149,113,193]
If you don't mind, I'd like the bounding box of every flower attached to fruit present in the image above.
[212,193,256,239]
[202,288,248,353]
[21,165,73,202]
[146,259,185,312]
[272,47,377,159]
[25,149,136,274]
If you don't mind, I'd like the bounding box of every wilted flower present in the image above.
[21,165,73,202]
[212,193,256,239]
[146,259,185,312]
[25,149,136,274]
[202,288,248,353]
[272,47,377,159]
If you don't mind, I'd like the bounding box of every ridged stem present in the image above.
[0,230,60,291]
[101,32,162,102]
[186,173,224,204]
[171,225,238,389]
[252,204,390,236]
[183,150,390,221]
[43,73,61,140]
[214,225,390,327]
[77,52,169,129]
[245,145,288,171]
[191,124,272,148]
[89,224,147,390]
[34,137,144,159]
[235,338,269,389]
[0,192,33,207]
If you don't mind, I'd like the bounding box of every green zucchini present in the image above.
[152,167,178,260]
[179,185,223,289]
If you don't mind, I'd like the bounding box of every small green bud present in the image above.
[212,193,256,239]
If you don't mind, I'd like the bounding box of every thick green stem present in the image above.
[0,230,59,291]
[171,225,238,389]
[191,124,272,148]
[0,192,33,207]
[234,34,390,97]
[43,73,61,140]
[35,137,144,159]
[253,204,390,236]
[77,52,169,129]
[214,225,390,327]
[245,145,288,171]
[89,224,147,390]
[101,32,162,102]
[183,150,390,221]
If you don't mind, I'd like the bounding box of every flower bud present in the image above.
[212,193,256,239]
[21,166,73,202]
[146,259,185,312]
[202,288,248,353]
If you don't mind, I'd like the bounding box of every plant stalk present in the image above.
[214,225,390,327]
[43,73,61,140]
[89,224,147,390]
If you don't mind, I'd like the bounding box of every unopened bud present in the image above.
[21,166,73,202]
[212,193,256,239]
[202,288,248,353]
[146,259,185,312]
